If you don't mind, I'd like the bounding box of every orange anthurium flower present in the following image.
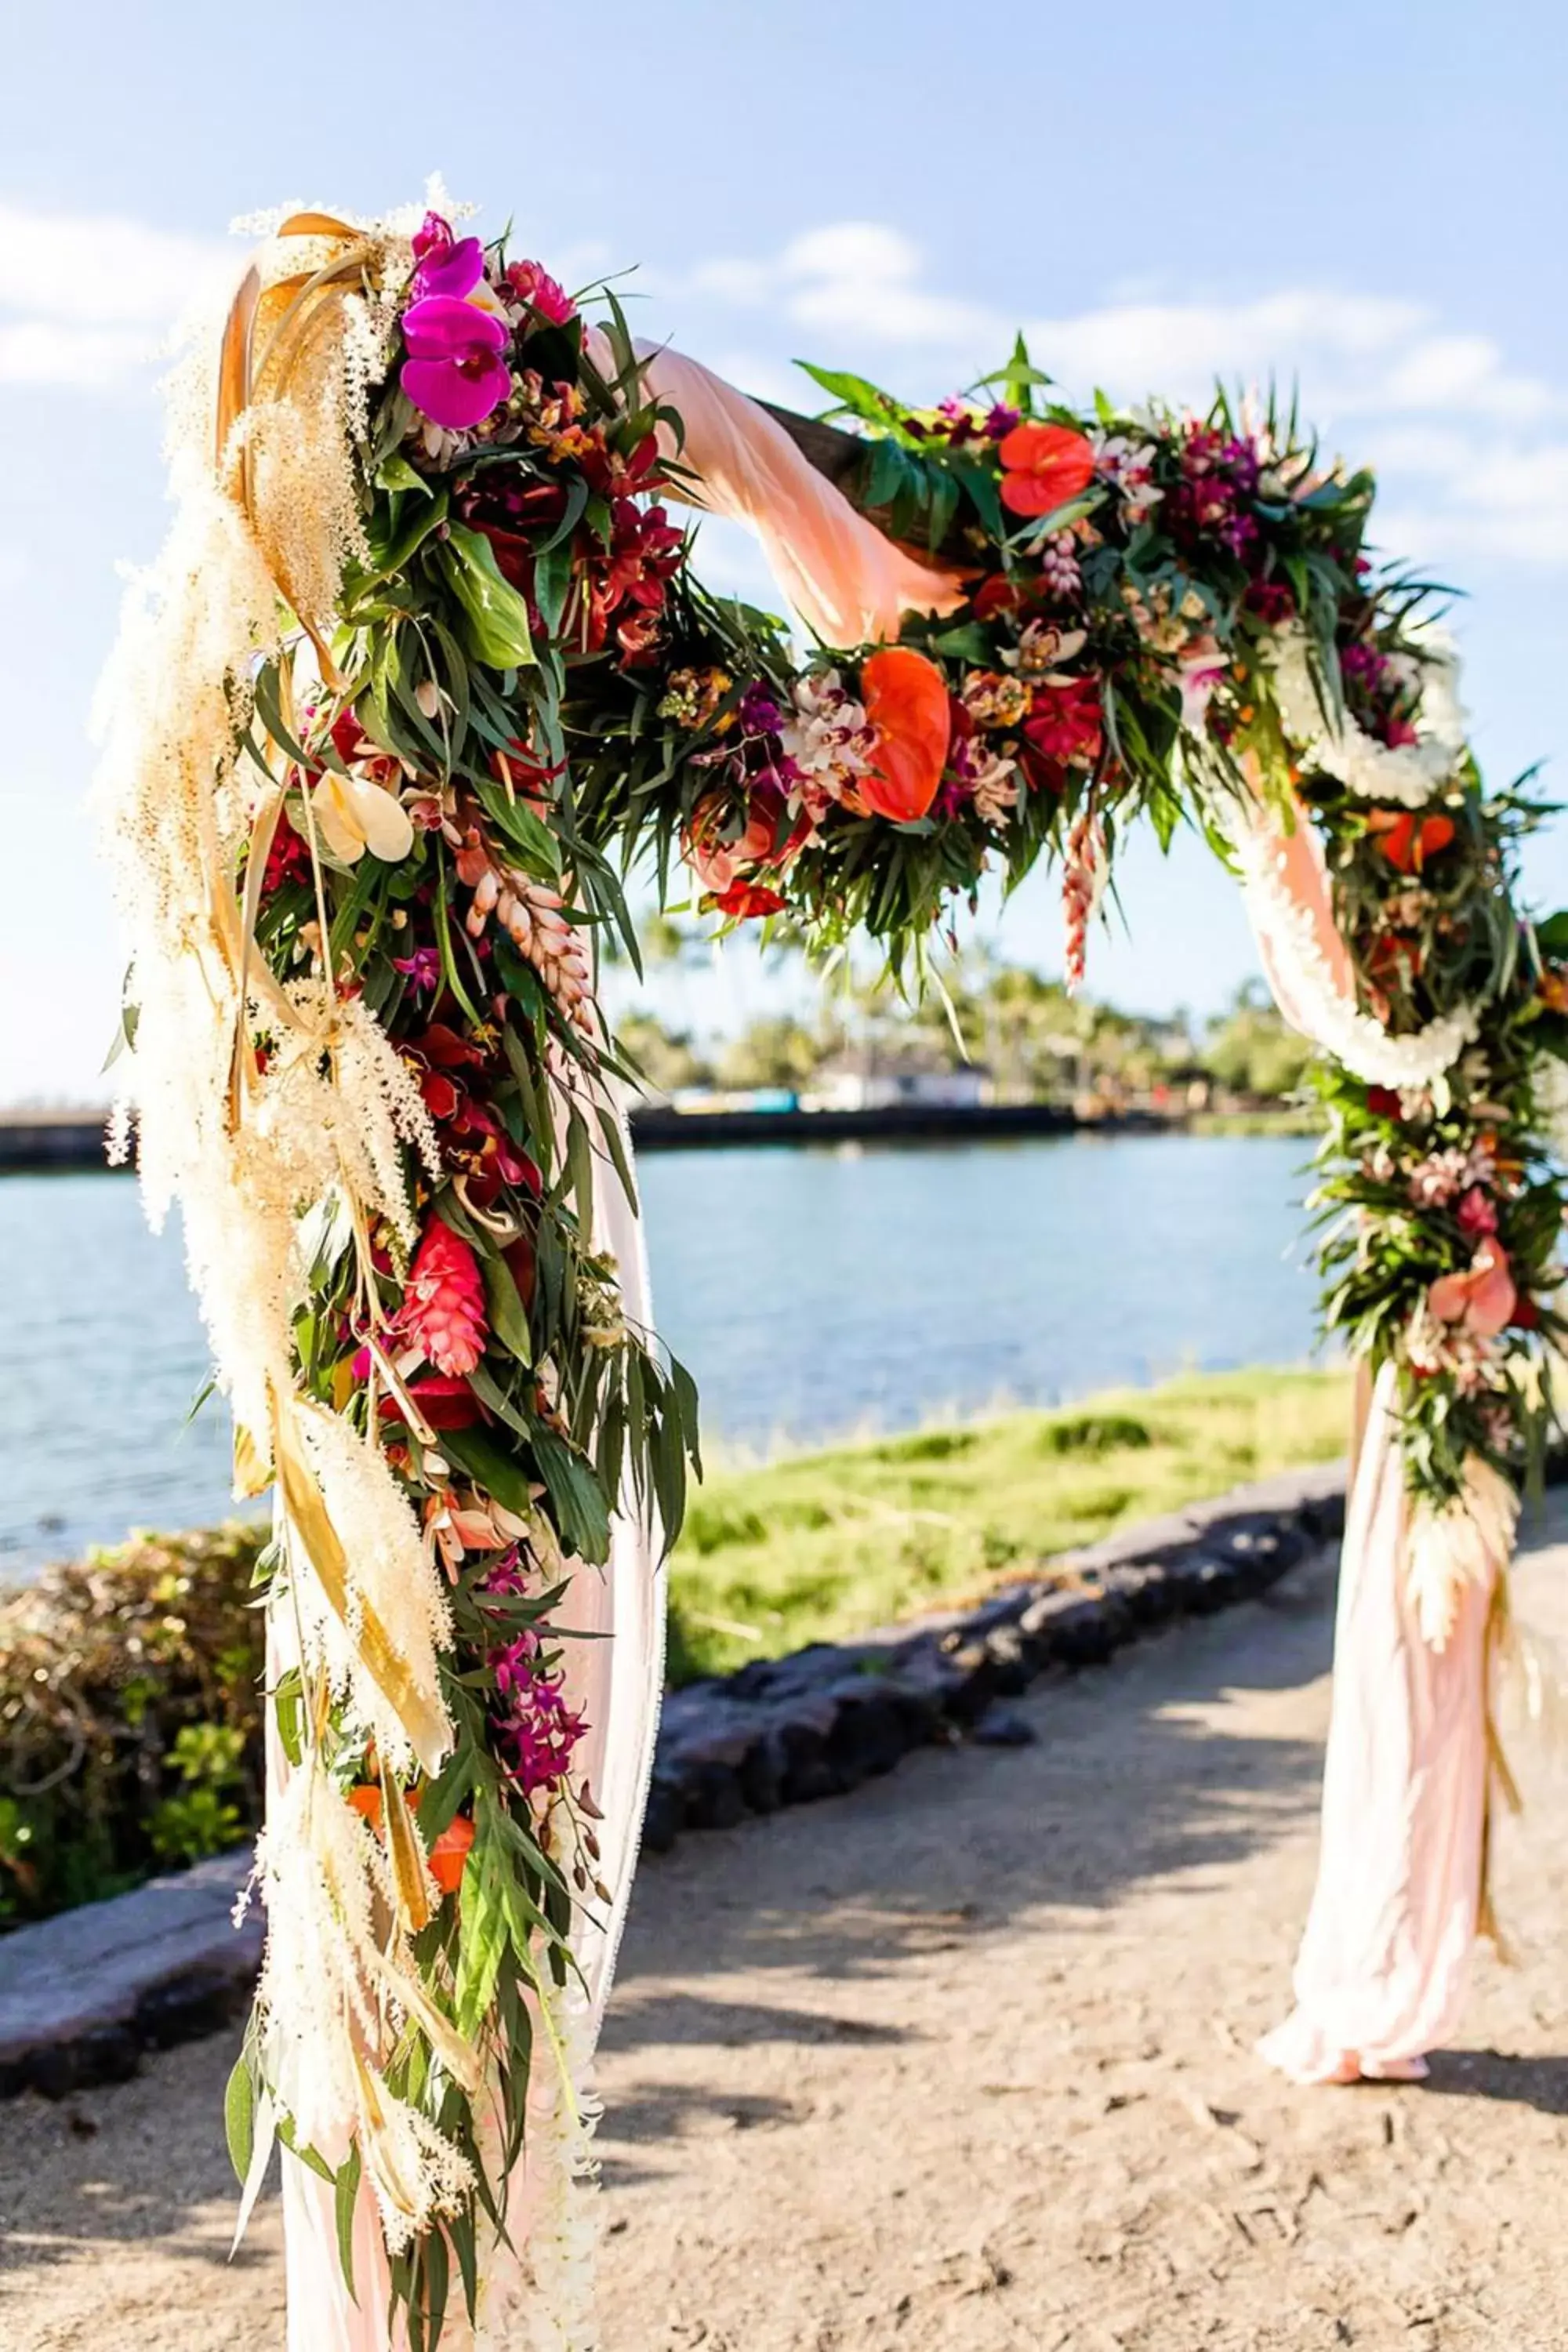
[428,1813,476,1896]
[997,420,1097,519]
[1366,807,1456,873]
[859,647,952,822]
[346,1783,385,1837]
[346,1781,472,1901]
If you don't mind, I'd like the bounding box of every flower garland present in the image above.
[96,202,779,2349]
[96,194,1568,2346]
[596,360,1568,1515]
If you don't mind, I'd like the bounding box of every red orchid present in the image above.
[261,808,310,895]
[682,786,807,894]
[1366,808,1456,873]
[997,420,1097,520]
[420,1068,464,1123]
[972,573,1022,622]
[1020,679,1103,790]
[413,1022,486,1069]
[706,880,788,920]
[379,1373,485,1431]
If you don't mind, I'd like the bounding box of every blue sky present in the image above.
[4,0,1567,1098]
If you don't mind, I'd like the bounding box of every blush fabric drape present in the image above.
[632,339,966,645]
[1255,1363,1499,2083]
[1231,794,1503,2084]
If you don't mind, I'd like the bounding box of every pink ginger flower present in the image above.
[1062,807,1106,994]
[505,259,577,325]
[401,1214,488,1375]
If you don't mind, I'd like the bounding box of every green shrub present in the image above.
[0,1523,267,1929]
[1037,1412,1153,1455]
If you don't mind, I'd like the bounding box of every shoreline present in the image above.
[0,1101,1309,1171]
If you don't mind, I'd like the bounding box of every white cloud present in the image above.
[780,223,995,347]
[682,220,1568,570]
[0,201,234,390]
[0,319,158,388]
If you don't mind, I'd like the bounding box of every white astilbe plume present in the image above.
[257,1761,475,2247]
[89,205,471,2250]
[257,1764,389,2151]
[274,981,442,1250]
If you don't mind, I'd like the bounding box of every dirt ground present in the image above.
[7,1504,1568,2352]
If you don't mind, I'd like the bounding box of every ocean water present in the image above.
[0,1133,1321,1573]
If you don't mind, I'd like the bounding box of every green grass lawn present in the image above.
[667,1363,1350,1682]
[1,1363,1348,1925]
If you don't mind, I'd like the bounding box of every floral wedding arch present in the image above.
[95,198,1568,2348]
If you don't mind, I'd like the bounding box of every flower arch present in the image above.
[95,201,1568,2347]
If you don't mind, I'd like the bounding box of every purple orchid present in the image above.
[392,946,441,994]
[409,211,486,302]
[738,681,784,736]
[401,293,511,431]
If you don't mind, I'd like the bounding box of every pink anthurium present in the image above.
[1428,1240,1516,1338]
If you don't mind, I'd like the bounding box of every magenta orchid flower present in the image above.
[401,294,511,430]
[409,211,486,303]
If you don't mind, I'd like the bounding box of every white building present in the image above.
[801,1047,990,1114]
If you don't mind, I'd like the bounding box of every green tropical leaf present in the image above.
[436,523,536,670]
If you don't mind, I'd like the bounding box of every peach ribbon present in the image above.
[630,339,967,648]
[1235,782,1359,1030]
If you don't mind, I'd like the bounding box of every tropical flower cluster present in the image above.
[602,351,1568,1509]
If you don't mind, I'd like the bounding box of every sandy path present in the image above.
[7,1507,1568,2352]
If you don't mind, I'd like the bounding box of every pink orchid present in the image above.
[401,295,511,431]
[1428,1239,1515,1338]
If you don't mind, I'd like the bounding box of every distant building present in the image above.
[801,1047,990,1113]
[670,1086,799,1114]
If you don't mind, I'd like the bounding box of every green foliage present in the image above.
[1202,982,1315,1102]
[147,1723,248,1865]
[0,1523,267,1927]
[1036,1412,1153,1455]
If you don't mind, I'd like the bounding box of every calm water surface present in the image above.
[0,1135,1321,1573]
